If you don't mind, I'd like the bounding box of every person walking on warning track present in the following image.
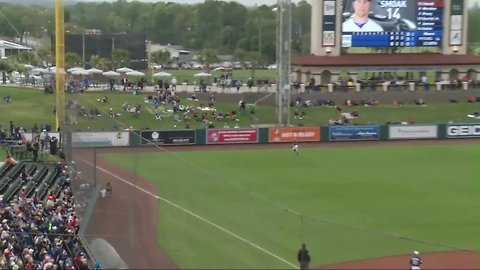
[297,243,311,270]
[410,250,422,270]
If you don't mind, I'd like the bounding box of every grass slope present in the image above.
[2,87,480,131]
[102,144,480,268]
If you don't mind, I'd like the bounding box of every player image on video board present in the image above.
[342,0,418,33]
[343,0,383,32]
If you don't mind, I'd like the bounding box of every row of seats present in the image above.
[0,161,96,270]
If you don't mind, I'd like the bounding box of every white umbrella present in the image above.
[31,68,48,74]
[126,70,145,77]
[67,67,85,73]
[50,67,66,75]
[153,71,172,78]
[23,64,34,69]
[47,67,57,74]
[193,72,212,77]
[87,68,103,74]
[212,67,225,71]
[71,69,90,76]
[103,70,121,77]
[117,67,133,73]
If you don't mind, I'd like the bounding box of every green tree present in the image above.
[151,50,171,68]
[14,63,27,74]
[89,55,109,70]
[234,48,248,69]
[65,52,82,69]
[0,60,13,72]
[244,51,267,79]
[111,49,130,69]
[196,48,219,72]
[35,45,53,65]
[468,6,480,43]
[17,51,38,66]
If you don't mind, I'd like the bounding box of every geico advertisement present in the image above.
[447,124,480,138]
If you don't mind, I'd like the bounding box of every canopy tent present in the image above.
[103,70,121,77]
[126,70,145,77]
[193,72,212,77]
[71,69,90,76]
[153,71,172,78]
[116,67,133,73]
[87,68,104,74]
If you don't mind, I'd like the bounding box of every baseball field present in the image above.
[78,140,479,269]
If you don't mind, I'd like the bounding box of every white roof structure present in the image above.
[0,40,32,58]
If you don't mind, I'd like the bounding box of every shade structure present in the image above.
[116,67,133,73]
[126,70,145,77]
[212,67,225,71]
[87,68,104,74]
[103,70,121,77]
[193,72,212,77]
[153,71,172,78]
[23,64,34,69]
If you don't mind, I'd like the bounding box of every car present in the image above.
[267,64,277,70]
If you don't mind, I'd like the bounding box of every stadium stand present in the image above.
[0,159,97,269]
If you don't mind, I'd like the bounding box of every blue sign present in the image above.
[329,125,380,141]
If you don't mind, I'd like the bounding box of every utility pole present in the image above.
[82,32,85,68]
[276,0,292,127]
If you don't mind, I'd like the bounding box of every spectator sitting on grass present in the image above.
[415,98,426,106]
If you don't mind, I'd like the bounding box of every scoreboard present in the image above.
[341,0,444,47]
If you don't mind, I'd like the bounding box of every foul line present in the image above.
[78,158,299,269]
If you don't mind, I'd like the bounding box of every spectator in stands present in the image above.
[32,139,39,162]
[5,154,16,165]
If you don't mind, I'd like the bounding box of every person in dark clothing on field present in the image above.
[297,243,311,270]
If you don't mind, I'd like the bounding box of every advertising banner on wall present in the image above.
[140,130,195,145]
[447,124,480,138]
[449,0,464,45]
[329,125,380,141]
[389,125,438,139]
[268,127,320,143]
[72,132,130,147]
[206,129,258,144]
[322,0,336,46]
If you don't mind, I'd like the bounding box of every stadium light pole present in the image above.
[275,0,292,127]
[55,0,65,135]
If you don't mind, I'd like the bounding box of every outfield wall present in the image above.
[66,123,480,148]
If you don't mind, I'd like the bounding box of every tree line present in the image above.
[0,0,479,67]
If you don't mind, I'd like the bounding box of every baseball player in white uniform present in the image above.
[343,0,383,32]
[410,250,422,270]
[292,141,299,155]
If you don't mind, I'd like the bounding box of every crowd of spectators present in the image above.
[0,159,96,270]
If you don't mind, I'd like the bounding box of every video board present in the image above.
[341,0,444,47]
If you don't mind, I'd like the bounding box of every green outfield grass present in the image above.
[102,144,480,268]
[2,87,480,132]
